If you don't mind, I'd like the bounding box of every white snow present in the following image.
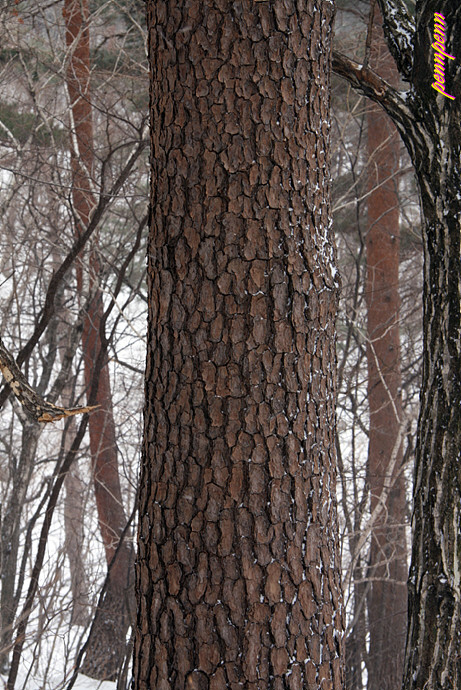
[0,672,115,690]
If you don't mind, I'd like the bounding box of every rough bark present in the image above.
[135,1,344,689]
[334,1,461,687]
[364,6,407,689]
[63,0,133,679]
[402,6,461,685]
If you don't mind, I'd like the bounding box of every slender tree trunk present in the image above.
[364,6,407,690]
[135,1,343,688]
[63,0,133,679]
[345,553,367,690]
[49,250,91,627]
[0,422,40,674]
[64,462,90,626]
[61,369,91,628]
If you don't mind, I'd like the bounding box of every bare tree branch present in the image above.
[332,49,433,168]
[333,49,409,118]
[0,336,98,423]
[0,136,147,412]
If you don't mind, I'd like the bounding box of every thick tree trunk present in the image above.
[364,7,407,690]
[399,5,461,689]
[333,2,461,686]
[135,1,344,688]
[63,0,133,679]
[403,150,461,690]
[402,100,461,690]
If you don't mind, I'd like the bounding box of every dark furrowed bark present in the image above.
[334,2,461,687]
[135,1,344,689]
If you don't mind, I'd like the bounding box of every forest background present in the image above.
[0,0,429,689]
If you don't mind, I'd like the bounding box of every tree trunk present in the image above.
[333,1,461,687]
[0,422,40,673]
[64,462,90,626]
[402,6,461,683]
[63,0,133,679]
[403,136,461,689]
[135,1,344,688]
[364,6,407,690]
[49,251,91,628]
[345,548,367,690]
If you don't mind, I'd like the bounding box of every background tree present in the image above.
[0,1,148,685]
[332,3,423,688]
[135,0,344,688]
[334,0,461,687]
[364,5,407,688]
[63,0,135,679]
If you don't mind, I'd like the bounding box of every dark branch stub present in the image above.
[0,336,98,423]
[376,0,415,80]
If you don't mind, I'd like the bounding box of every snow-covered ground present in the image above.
[0,673,115,690]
